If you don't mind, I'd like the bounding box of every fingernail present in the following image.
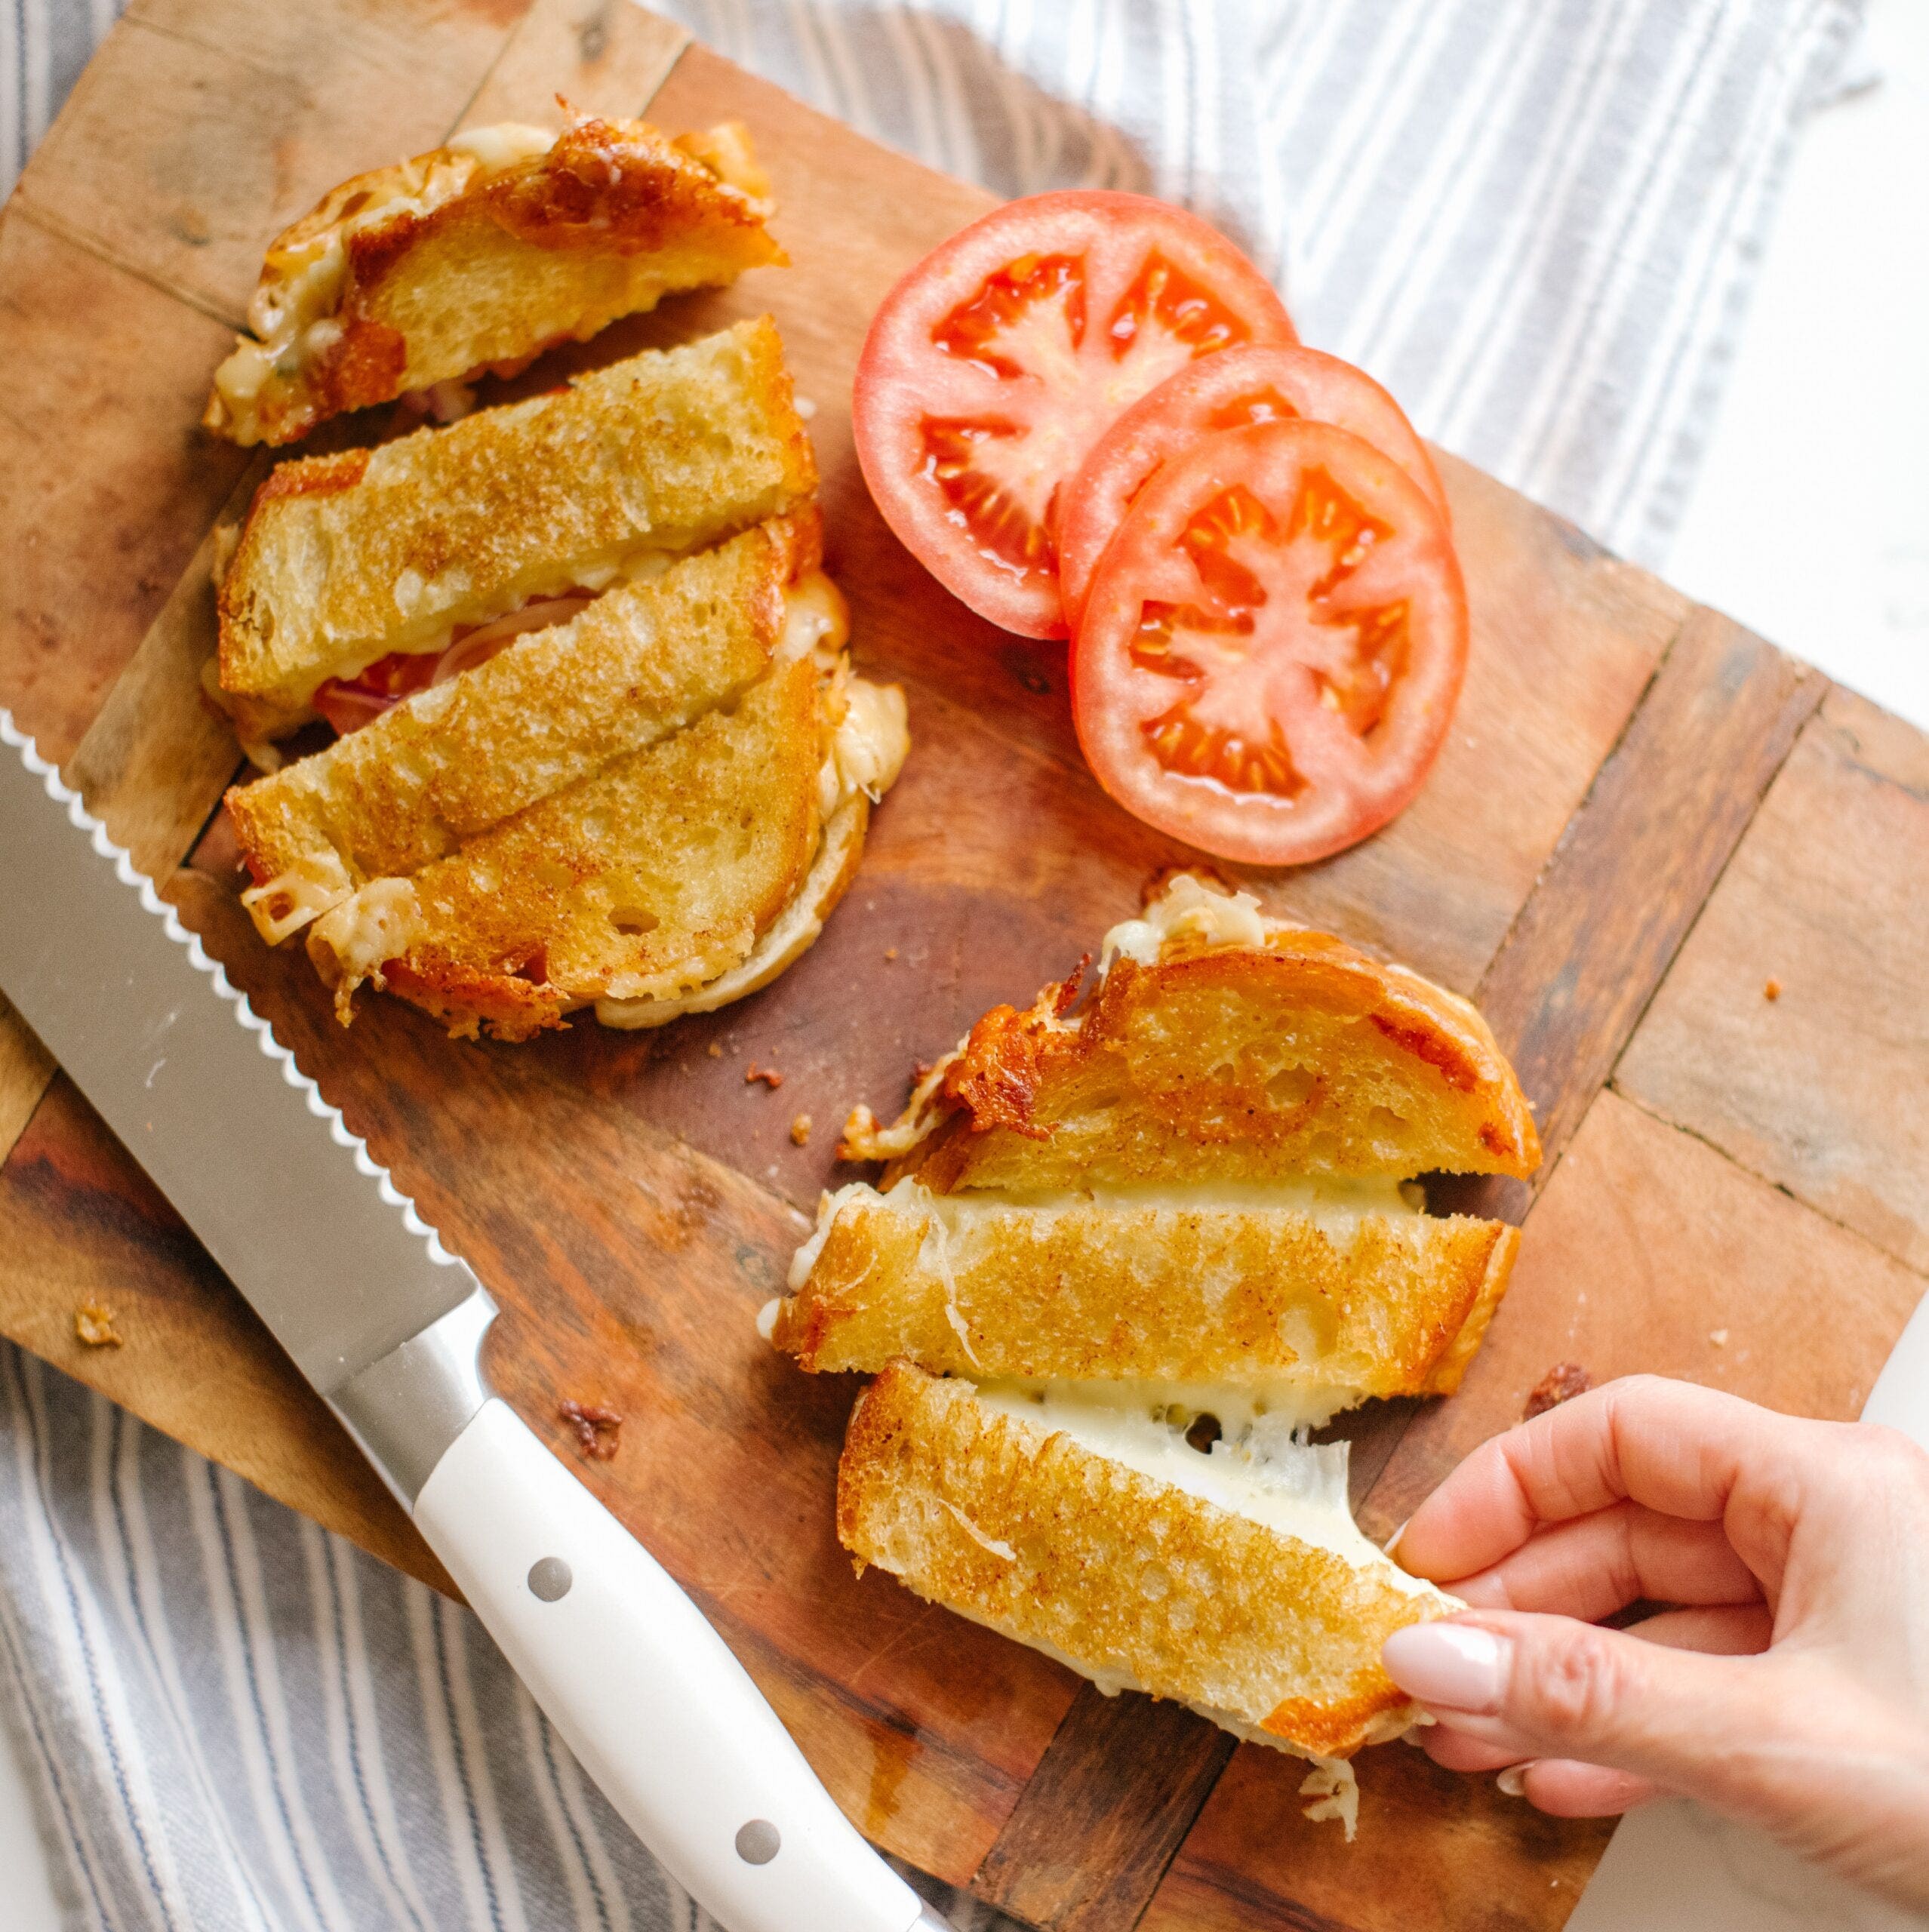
[1383,1622,1506,1713]
[1380,1518,1409,1560]
[1497,1763,1531,1798]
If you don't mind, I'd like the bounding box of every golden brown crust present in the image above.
[836,1364,1441,1759]
[225,514,814,924]
[217,318,815,728]
[207,115,785,446]
[772,1186,1518,1398]
[306,650,828,1039]
[869,927,1540,1189]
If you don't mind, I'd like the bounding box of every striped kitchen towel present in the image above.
[0,2,1863,1930]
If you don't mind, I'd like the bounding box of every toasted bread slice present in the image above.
[771,1177,1516,1402]
[205,116,784,447]
[839,1364,1448,1790]
[847,875,1540,1190]
[301,650,907,1041]
[216,318,814,748]
[227,515,816,942]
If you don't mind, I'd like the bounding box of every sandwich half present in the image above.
[205,114,783,446]
[227,511,908,1039]
[769,874,1540,1831]
[212,318,814,760]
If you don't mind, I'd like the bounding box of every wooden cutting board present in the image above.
[3,3,1927,1927]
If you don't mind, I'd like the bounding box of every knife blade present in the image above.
[0,711,951,1932]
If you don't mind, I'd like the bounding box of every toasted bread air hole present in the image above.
[1183,1412,1223,1455]
[1130,475,1410,798]
[921,250,1256,575]
[610,906,660,937]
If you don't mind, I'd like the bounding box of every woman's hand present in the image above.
[1380,1374,1929,1909]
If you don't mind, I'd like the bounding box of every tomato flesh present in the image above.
[1073,420,1466,866]
[854,192,1297,638]
[1057,344,1448,628]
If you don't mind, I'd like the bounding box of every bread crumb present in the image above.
[795,395,818,420]
[558,1399,622,1461]
[790,1113,813,1146]
[1709,1328,1729,1347]
[75,1302,122,1348]
[706,1041,723,1058]
[1524,1362,1591,1420]
[1764,978,1781,1001]
[746,1063,784,1090]
[884,947,898,962]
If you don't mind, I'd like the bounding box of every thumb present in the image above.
[1383,1612,1777,1798]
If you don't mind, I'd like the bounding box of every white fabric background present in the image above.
[0,2,1863,1927]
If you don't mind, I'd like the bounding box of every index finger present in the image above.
[1394,1374,1817,1585]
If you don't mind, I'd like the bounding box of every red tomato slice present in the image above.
[853,191,1298,640]
[1057,344,1449,629]
[1072,419,1467,866]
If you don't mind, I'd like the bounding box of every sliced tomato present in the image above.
[853,191,1297,639]
[1072,419,1467,866]
[311,593,595,736]
[1057,345,1449,629]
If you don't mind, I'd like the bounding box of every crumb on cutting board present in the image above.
[75,1301,123,1348]
[558,1399,622,1461]
[746,1063,784,1090]
[789,1113,813,1146]
[1524,1361,1592,1420]
[706,1040,724,1058]
[1764,978,1781,1001]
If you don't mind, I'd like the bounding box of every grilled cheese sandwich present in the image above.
[205,113,783,446]
[229,510,908,1039]
[774,876,1537,1832]
[214,318,814,758]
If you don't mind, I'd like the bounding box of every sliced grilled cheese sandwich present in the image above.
[205,114,783,447]
[212,317,814,758]
[228,511,908,1039]
[771,875,1538,1832]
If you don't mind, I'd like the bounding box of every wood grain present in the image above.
[1363,1088,1928,1541]
[0,1001,56,1169]
[1431,606,1823,1229]
[971,1685,1235,1930]
[464,0,691,125]
[0,214,250,760]
[1617,691,1929,1273]
[1144,1734,1614,1932]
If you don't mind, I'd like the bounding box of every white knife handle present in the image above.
[414,1398,930,1932]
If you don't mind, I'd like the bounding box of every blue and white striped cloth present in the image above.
[0,2,1863,1927]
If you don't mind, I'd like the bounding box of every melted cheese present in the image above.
[310,875,423,1014]
[1101,872,1273,971]
[211,122,557,433]
[239,850,355,943]
[973,1380,1435,1595]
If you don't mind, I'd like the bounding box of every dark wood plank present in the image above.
[1617,691,1929,1272]
[971,1686,1235,1930]
[1430,605,1823,1230]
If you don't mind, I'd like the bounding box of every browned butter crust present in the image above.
[207,115,785,446]
[838,1364,1441,1758]
[774,1192,1518,1397]
[869,928,1542,1192]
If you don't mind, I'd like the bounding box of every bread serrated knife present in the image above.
[0,712,952,1932]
